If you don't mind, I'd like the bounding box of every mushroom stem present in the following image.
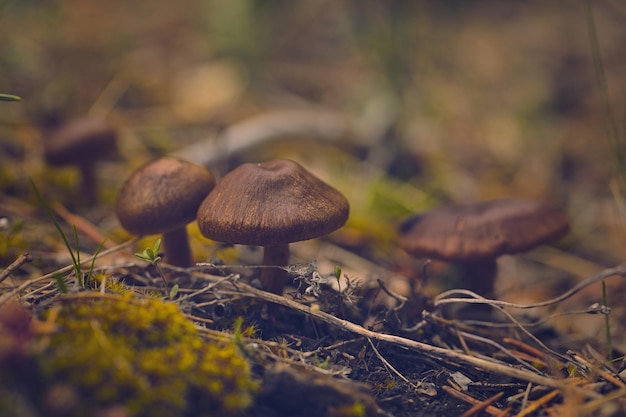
[457,259,498,299]
[78,163,97,206]
[162,227,193,268]
[260,244,290,295]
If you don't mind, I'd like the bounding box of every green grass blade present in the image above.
[73,225,82,286]
[53,272,69,294]
[0,93,21,102]
[29,179,81,282]
[86,239,107,287]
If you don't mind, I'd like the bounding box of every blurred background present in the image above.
[1,1,626,348]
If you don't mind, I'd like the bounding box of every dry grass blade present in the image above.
[459,391,504,417]
[503,338,547,360]
[51,201,117,249]
[434,264,626,310]
[454,331,544,374]
[442,386,503,416]
[366,337,417,389]
[576,387,626,415]
[0,239,137,305]
[567,351,626,389]
[512,390,559,417]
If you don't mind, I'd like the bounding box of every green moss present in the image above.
[39,294,254,417]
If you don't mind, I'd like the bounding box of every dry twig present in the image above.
[459,391,504,417]
[442,385,503,416]
[567,351,626,389]
[50,201,117,249]
[512,389,560,417]
[0,252,33,284]
[434,265,626,310]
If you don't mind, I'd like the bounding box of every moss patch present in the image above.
[38,294,254,417]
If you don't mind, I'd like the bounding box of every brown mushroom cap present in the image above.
[44,117,118,166]
[197,159,349,246]
[116,157,216,235]
[398,198,570,262]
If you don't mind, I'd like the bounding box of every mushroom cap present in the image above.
[197,159,349,246]
[44,117,118,166]
[116,157,216,236]
[398,198,570,262]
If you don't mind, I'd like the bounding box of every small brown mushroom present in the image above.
[397,198,570,298]
[116,157,216,267]
[43,117,118,205]
[197,159,349,295]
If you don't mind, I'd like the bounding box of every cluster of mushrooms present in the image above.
[114,156,570,299]
[115,157,350,295]
[41,117,571,299]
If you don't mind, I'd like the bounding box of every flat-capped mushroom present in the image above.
[43,116,118,205]
[397,198,570,298]
[116,157,216,267]
[197,159,349,295]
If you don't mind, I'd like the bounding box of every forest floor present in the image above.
[1,1,626,416]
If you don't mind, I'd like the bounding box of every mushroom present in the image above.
[116,157,216,267]
[43,116,118,205]
[197,159,349,295]
[397,198,570,298]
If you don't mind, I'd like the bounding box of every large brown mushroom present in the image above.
[43,116,118,205]
[197,159,349,295]
[397,198,570,298]
[116,157,216,267]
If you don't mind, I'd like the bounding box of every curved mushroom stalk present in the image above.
[260,244,290,295]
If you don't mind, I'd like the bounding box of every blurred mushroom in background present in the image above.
[397,198,570,301]
[43,116,118,206]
